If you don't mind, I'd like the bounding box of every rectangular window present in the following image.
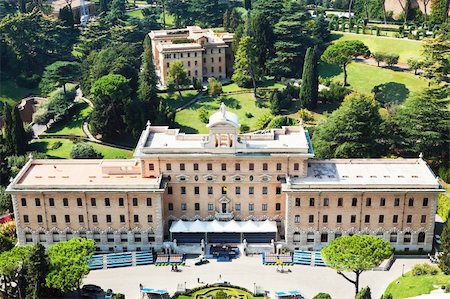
[393,215,398,223]
[235,163,240,171]
[235,203,241,211]
[77,198,82,207]
[92,215,98,223]
[208,203,214,211]
[407,215,412,223]
[235,186,241,195]
[263,163,268,171]
[309,198,315,207]
[91,198,96,206]
[262,204,268,211]
[294,163,299,171]
[133,198,138,206]
[35,198,41,206]
[211,67,214,73]
[421,215,426,223]
[208,186,213,195]
[149,163,154,171]
[249,203,254,211]
[168,187,173,194]
[120,215,125,223]
[338,198,343,207]
[276,203,281,211]
[51,215,56,223]
[79,215,84,223]
[249,163,254,171]
[106,215,112,223]
[323,198,329,206]
[295,198,301,206]
[337,215,342,223]
[276,187,281,195]
[65,215,70,223]
[195,203,200,211]
[166,163,171,171]
[105,198,110,206]
[262,187,268,195]
[207,163,213,171]
[147,198,152,206]
[309,215,314,223]
[195,186,200,195]
[295,215,300,223]
[380,198,386,207]
[249,187,254,195]
[365,215,370,223]
[181,203,187,211]
[366,198,372,206]
[352,198,357,206]
[181,186,186,195]
[194,163,199,171]
[188,61,191,67]
[379,215,384,223]
[63,198,68,207]
[147,215,153,223]
[394,198,400,206]
[351,215,356,223]
[49,198,54,206]
[21,198,27,206]
[134,215,139,223]
[211,57,214,63]
[37,215,43,223]
[423,198,429,207]
[323,215,328,223]
[276,163,282,171]
[409,198,414,206]
[168,203,173,211]
[180,163,185,171]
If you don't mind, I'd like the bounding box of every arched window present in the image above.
[418,232,425,243]
[404,232,412,243]
[293,232,301,242]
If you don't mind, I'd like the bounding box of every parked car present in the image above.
[82,284,103,296]
[435,234,441,244]
[105,289,113,299]
[193,255,209,266]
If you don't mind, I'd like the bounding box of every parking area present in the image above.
[84,254,430,299]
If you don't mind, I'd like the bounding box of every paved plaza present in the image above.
[84,254,430,299]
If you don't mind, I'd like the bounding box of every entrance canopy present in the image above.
[169,219,277,233]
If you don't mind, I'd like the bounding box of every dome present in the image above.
[207,103,240,128]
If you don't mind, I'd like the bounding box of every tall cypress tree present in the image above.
[252,12,275,73]
[26,243,50,299]
[12,106,27,155]
[2,104,14,156]
[299,46,318,109]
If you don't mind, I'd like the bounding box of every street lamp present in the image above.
[253,283,256,295]
[402,264,405,277]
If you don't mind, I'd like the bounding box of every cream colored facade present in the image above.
[7,104,442,252]
[149,26,233,85]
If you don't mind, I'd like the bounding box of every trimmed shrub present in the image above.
[256,113,272,130]
[70,143,103,159]
[240,124,250,133]
[50,141,63,150]
[298,108,313,122]
[384,54,399,67]
[372,52,386,67]
[411,264,439,276]
[266,116,297,129]
[245,112,253,118]
[312,293,332,299]
[355,287,371,299]
[198,107,209,124]
[208,77,223,97]
[318,82,351,103]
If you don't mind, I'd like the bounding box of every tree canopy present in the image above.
[321,235,392,294]
[39,61,81,95]
[167,60,189,99]
[299,46,319,109]
[232,36,261,96]
[70,143,104,159]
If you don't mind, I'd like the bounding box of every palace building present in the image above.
[149,26,234,86]
[7,104,442,252]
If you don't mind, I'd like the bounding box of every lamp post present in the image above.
[253,282,256,295]
[402,264,405,277]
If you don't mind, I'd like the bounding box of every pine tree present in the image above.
[25,243,50,299]
[228,9,241,32]
[252,12,275,73]
[11,106,27,155]
[232,36,261,97]
[58,5,74,28]
[138,36,159,112]
[299,47,318,109]
[2,104,14,156]
[355,287,372,299]
[223,9,230,31]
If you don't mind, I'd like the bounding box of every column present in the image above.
[12,195,26,245]
[284,194,293,246]
[154,193,164,248]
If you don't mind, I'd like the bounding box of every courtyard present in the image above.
[84,253,429,299]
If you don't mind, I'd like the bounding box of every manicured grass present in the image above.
[0,77,39,105]
[126,9,144,19]
[159,90,199,109]
[160,12,175,28]
[46,102,92,136]
[384,270,450,299]
[177,286,262,299]
[175,93,270,133]
[319,62,428,101]
[222,78,285,93]
[331,32,423,63]
[30,139,133,159]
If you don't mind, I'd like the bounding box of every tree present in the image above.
[70,143,104,159]
[25,243,50,299]
[59,5,74,28]
[299,47,318,109]
[0,187,12,214]
[439,211,450,274]
[397,0,410,24]
[321,235,392,295]
[312,93,385,159]
[407,58,422,75]
[189,0,225,27]
[0,246,32,298]
[421,27,450,83]
[2,104,14,156]
[384,53,399,67]
[228,9,241,32]
[393,87,449,164]
[372,52,385,67]
[46,238,95,296]
[90,74,132,138]
[39,61,81,94]
[252,0,285,26]
[208,77,223,97]
[11,106,27,156]
[107,0,126,23]
[251,12,275,73]
[312,293,332,299]
[232,36,261,97]
[356,287,371,299]
[321,40,370,86]
[430,0,449,24]
[244,0,252,10]
[167,61,189,100]
[266,116,297,129]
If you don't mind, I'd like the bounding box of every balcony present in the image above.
[215,211,234,220]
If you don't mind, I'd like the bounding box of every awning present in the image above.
[169,220,277,233]
[275,291,302,297]
[141,288,168,295]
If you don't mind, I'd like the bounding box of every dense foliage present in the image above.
[70,143,104,159]
[440,211,450,274]
[299,47,319,109]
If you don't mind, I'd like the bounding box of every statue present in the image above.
[220,102,226,118]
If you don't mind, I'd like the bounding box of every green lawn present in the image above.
[384,270,450,299]
[0,77,39,106]
[160,12,175,28]
[331,32,423,63]
[46,102,92,136]
[126,9,144,19]
[159,90,199,109]
[319,62,428,102]
[222,78,286,93]
[30,139,133,159]
[175,93,270,134]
